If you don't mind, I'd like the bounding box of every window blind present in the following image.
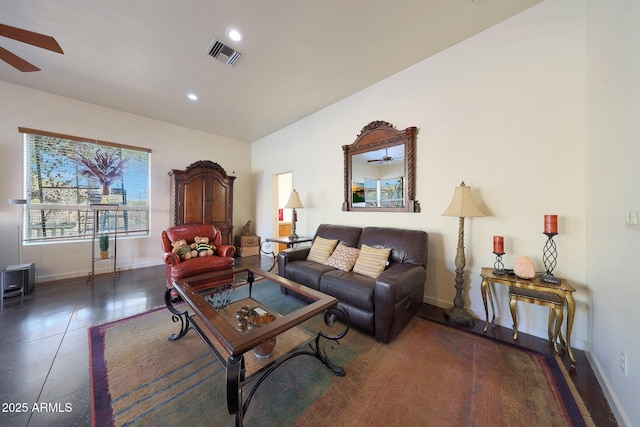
[18,128,150,242]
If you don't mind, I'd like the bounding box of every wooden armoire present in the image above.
[169,160,235,245]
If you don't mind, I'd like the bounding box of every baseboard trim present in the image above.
[585,350,629,426]
[36,261,163,284]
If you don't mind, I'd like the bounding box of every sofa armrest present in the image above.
[277,247,311,275]
[163,252,181,266]
[217,244,236,258]
[374,263,426,343]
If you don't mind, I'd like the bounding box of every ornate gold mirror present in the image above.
[343,121,419,212]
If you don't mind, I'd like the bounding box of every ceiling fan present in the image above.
[368,148,394,165]
[0,23,64,72]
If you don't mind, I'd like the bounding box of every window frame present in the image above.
[18,127,152,244]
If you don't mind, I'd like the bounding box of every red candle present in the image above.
[544,215,558,234]
[493,236,504,254]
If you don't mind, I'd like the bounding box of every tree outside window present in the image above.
[21,130,150,242]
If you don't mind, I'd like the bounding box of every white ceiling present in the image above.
[0,0,542,142]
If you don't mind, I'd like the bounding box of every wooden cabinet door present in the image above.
[179,173,207,224]
[206,175,234,245]
[170,161,235,245]
[207,175,229,224]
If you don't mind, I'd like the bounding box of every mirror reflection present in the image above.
[342,121,419,212]
[351,145,405,208]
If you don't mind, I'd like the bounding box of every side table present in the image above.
[480,267,577,365]
[261,236,313,271]
[265,236,313,249]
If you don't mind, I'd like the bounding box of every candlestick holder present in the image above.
[493,252,506,275]
[541,232,561,284]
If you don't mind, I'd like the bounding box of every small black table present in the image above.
[261,236,313,271]
[265,235,313,248]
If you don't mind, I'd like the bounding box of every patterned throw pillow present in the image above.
[324,242,360,272]
[353,244,392,278]
[306,236,339,264]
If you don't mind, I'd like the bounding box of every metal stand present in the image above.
[87,204,120,285]
[493,252,506,275]
[541,232,560,284]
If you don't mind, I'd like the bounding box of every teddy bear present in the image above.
[171,239,197,260]
[191,236,215,257]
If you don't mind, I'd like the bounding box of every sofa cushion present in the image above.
[353,244,391,278]
[282,260,335,291]
[320,270,375,312]
[324,242,360,272]
[315,224,362,247]
[306,236,339,264]
[359,227,427,266]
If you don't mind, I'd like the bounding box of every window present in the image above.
[19,128,151,243]
[363,177,403,208]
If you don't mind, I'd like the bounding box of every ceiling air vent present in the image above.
[206,38,242,67]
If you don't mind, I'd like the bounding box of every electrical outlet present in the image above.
[620,350,628,375]
[626,210,640,226]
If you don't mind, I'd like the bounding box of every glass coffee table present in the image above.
[164,266,349,427]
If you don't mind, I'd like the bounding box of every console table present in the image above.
[480,267,576,365]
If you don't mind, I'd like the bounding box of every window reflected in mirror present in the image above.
[343,121,419,212]
[351,146,404,208]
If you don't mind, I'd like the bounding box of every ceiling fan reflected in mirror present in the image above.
[0,23,64,72]
[368,148,396,165]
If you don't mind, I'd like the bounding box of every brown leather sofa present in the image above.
[277,224,428,343]
[161,224,235,291]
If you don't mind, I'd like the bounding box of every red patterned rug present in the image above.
[89,283,593,426]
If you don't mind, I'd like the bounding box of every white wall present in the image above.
[585,1,639,425]
[1,0,635,424]
[254,0,586,348]
[254,0,640,423]
[0,81,253,282]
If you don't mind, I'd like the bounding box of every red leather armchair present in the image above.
[161,224,235,291]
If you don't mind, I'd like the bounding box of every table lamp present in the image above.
[284,190,304,239]
[442,181,485,327]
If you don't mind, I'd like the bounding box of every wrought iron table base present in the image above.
[226,306,349,427]
[164,288,191,341]
[164,282,350,427]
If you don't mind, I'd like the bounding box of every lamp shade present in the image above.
[442,181,485,218]
[284,190,304,209]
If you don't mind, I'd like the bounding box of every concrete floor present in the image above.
[0,254,616,426]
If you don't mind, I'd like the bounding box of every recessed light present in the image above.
[187,93,198,101]
[226,28,242,42]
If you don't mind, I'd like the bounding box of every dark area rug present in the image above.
[89,281,593,427]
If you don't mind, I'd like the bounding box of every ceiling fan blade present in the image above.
[367,159,383,163]
[0,23,64,54]
[0,46,40,72]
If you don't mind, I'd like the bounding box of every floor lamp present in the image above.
[8,198,27,265]
[284,190,304,239]
[442,182,485,327]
